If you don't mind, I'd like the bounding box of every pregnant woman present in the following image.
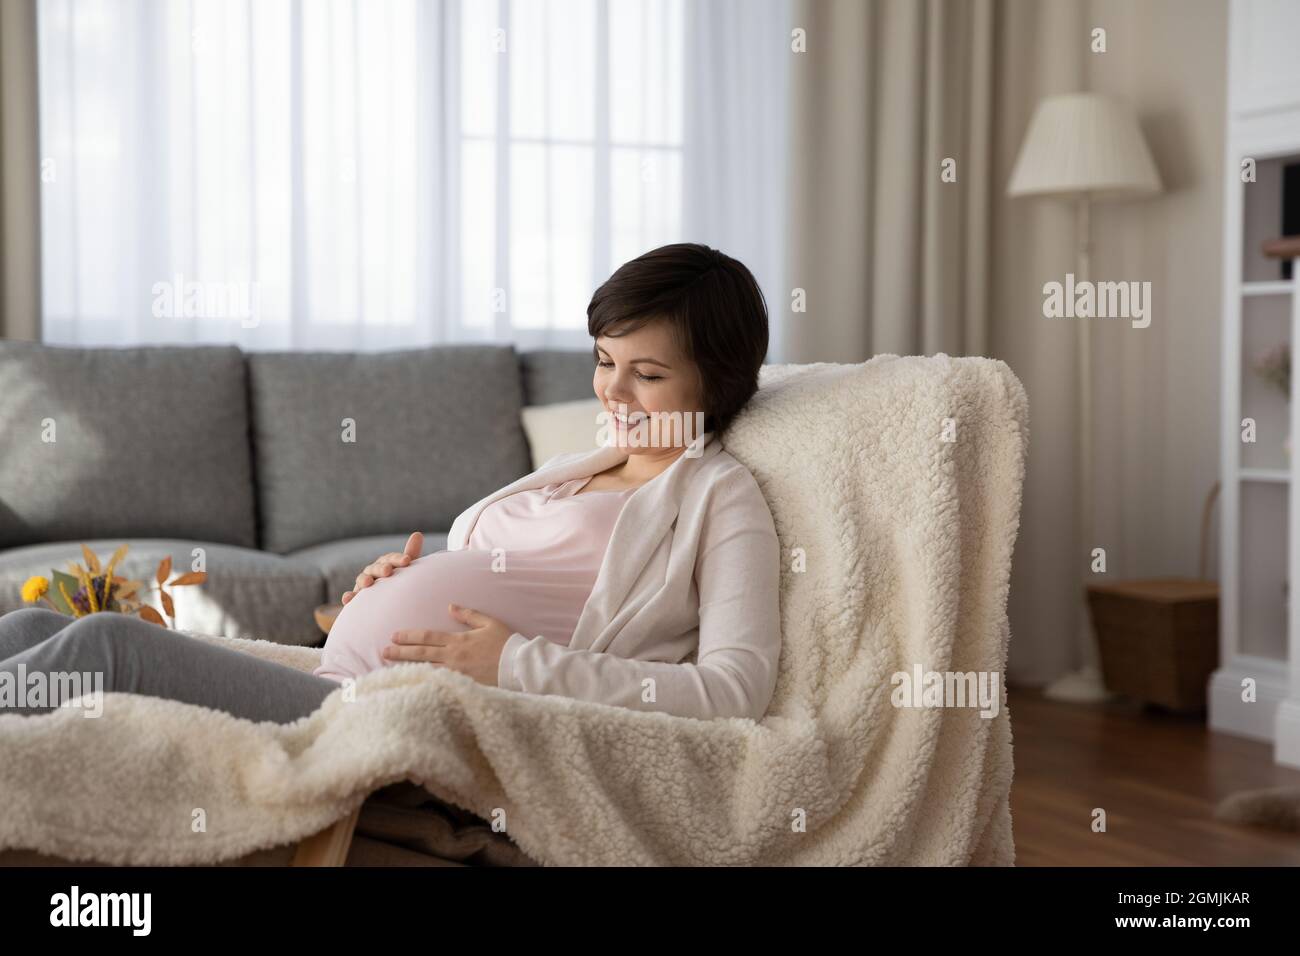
[0,242,781,725]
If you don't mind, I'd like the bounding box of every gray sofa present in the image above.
[0,341,595,646]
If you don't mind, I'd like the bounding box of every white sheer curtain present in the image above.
[36,0,789,354]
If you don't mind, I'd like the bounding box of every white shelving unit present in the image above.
[1211,1,1300,766]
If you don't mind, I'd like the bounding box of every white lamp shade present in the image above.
[1007,92,1162,200]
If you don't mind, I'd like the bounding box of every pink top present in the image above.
[313,476,635,682]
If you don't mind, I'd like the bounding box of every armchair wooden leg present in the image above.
[292,804,362,867]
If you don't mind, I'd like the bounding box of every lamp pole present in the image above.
[1006,93,1161,703]
[1044,193,1111,702]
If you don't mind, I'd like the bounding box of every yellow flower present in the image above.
[22,576,50,603]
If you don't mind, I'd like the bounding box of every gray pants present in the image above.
[0,607,339,724]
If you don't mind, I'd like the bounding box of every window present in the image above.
[36,0,785,352]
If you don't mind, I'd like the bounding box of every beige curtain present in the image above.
[785,0,1228,688]
[0,0,40,342]
[785,0,994,362]
[786,0,1096,686]
[988,0,1089,687]
[785,0,1084,685]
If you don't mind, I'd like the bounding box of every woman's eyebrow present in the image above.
[595,347,672,369]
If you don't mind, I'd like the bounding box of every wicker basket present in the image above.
[1087,578,1219,713]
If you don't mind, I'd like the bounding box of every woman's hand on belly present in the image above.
[341,531,424,605]
[384,602,513,687]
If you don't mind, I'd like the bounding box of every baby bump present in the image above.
[314,549,595,682]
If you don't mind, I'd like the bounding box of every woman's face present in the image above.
[593,321,706,455]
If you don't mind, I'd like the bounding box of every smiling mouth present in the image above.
[609,408,648,427]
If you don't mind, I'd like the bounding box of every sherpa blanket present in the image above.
[0,355,1028,866]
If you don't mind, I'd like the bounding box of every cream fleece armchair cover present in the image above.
[0,355,1028,866]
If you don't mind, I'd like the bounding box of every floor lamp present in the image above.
[1007,92,1163,702]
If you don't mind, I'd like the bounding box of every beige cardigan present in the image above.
[445,432,781,722]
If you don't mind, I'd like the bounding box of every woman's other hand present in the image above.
[341,531,423,604]
[383,603,512,687]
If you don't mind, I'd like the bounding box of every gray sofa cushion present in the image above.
[0,539,325,646]
[0,343,257,549]
[519,349,596,405]
[289,532,451,605]
[248,345,533,553]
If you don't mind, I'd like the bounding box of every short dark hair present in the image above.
[587,242,769,435]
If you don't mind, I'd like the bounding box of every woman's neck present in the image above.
[616,446,688,485]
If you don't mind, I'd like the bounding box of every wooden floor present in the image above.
[1008,686,1300,865]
